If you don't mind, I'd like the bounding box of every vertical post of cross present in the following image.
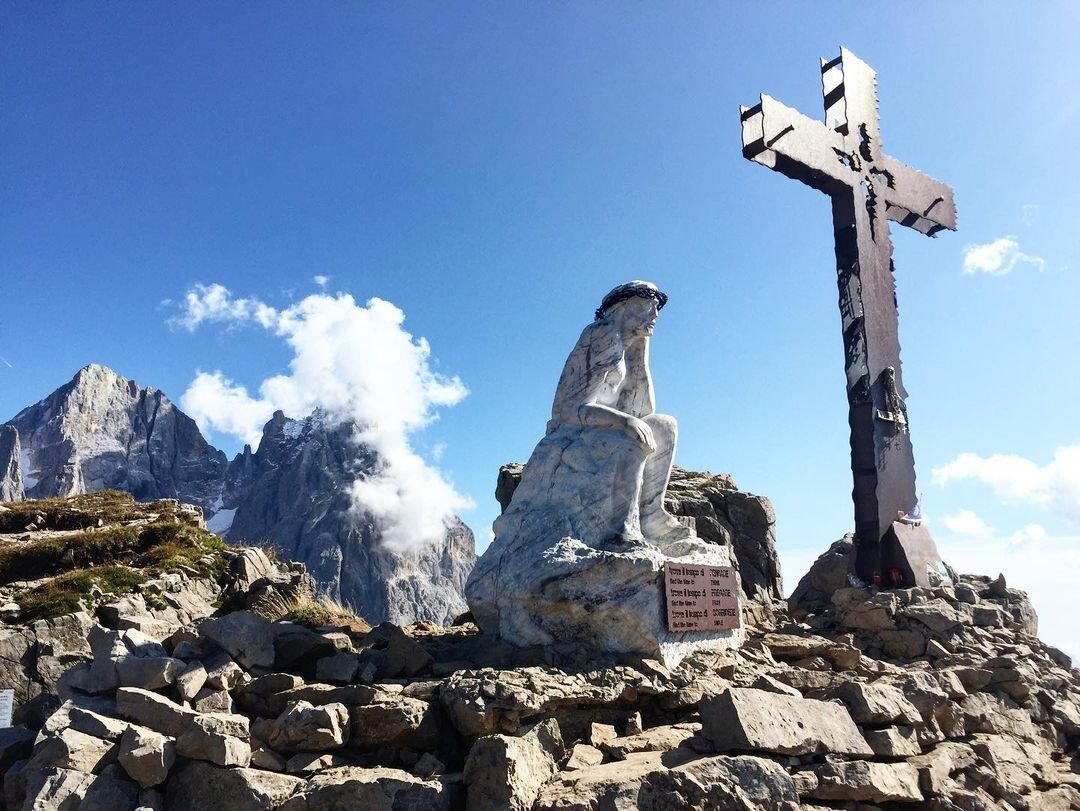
[739,48,957,587]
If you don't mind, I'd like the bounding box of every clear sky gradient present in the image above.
[3,4,1078,653]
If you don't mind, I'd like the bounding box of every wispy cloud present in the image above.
[313,275,329,288]
[173,283,473,552]
[962,236,1045,276]
[169,283,278,330]
[940,508,994,537]
[932,446,1080,524]
[1021,204,1040,227]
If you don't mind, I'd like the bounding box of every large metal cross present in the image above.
[740,48,957,587]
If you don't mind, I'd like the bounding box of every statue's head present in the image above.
[594,281,668,336]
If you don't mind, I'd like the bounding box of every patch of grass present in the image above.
[0,526,142,583]
[16,565,147,622]
[0,490,149,532]
[256,591,370,632]
[0,521,229,586]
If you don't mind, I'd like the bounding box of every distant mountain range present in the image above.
[0,364,474,624]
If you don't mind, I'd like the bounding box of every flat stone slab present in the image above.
[701,687,873,757]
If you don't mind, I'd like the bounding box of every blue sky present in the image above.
[3,3,1078,654]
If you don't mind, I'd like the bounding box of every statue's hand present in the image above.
[624,417,656,454]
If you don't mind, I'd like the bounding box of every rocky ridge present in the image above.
[1,365,475,625]
[3,496,1078,810]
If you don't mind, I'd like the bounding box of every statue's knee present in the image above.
[644,413,677,438]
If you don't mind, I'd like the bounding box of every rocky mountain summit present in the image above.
[2,494,1077,810]
[0,365,474,625]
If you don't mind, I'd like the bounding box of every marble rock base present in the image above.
[466,532,743,669]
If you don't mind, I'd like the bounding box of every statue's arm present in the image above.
[549,326,656,451]
[616,337,655,417]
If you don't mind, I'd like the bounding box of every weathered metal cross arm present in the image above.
[881,157,958,236]
[740,96,848,195]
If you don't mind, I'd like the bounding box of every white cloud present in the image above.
[175,284,472,552]
[962,236,1045,276]
[180,371,276,448]
[313,275,329,288]
[1009,523,1047,546]
[940,509,994,537]
[932,446,1080,524]
[170,283,278,330]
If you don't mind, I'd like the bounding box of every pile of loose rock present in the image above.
[4,553,1079,810]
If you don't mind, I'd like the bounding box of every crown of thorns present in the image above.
[594,281,668,321]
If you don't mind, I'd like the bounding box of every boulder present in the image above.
[314,652,360,685]
[266,701,349,752]
[701,687,872,757]
[116,688,196,737]
[28,727,117,774]
[349,697,438,752]
[832,681,923,726]
[534,751,799,811]
[21,767,95,811]
[164,761,303,811]
[199,611,275,670]
[441,666,645,737]
[375,625,434,678]
[118,726,175,789]
[80,766,141,809]
[116,656,184,690]
[175,713,251,767]
[276,766,455,810]
[463,718,564,811]
[284,752,347,774]
[565,743,605,770]
[600,723,701,760]
[0,726,35,772]
[809,760,923,803]
[176,661,208,701]
[864,725,921,758]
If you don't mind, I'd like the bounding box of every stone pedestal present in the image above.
[466,425,743,668]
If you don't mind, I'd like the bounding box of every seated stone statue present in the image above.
[466,281,741,666]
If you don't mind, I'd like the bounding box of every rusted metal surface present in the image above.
[740,48,956,586]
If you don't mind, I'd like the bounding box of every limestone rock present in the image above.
[463,718,564,811]
[864,725,921,757]
[809,760,923,803]
[116,688,196,737]
[534,750,799,811]
[277,766,455,810]
[199,612,275,670]
[266,701,349,752]
[116,656,184,690]
[600,723,702,760]
[349,697,437,752]
[701,687,872,757]
[831,681,923,726]
[118,726,175,789]
[164,761,303,811]
[565,743,604,770]
[175,713,251,767]
[0,424,24,502]
[22,767,95,811]
[788,536,854,616]
[441,666,646,737]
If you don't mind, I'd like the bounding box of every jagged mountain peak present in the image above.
[2,365,475,625]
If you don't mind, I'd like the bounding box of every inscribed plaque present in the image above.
[664,562,741,632]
